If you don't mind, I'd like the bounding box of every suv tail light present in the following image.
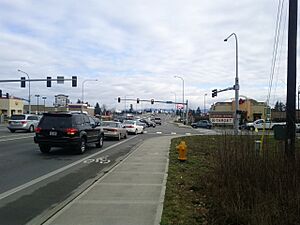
[35,127,42,133]
[126,125,134,128]
[21,121,27,124]
[65,128,78,135]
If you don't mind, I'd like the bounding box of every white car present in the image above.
[7,114,40,133]
[123,120,144,134]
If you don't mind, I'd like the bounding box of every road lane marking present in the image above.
[171,132,177,135]
[185,133,191,135]
[0,135,138,200]
[0,135,35,142]
[156,132,162,134]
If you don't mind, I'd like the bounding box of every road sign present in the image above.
[57,76,64,84]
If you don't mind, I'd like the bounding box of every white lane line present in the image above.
[156,132,162,134]
[171,132,177,135]
[0,135,35,142]
[0,135,138,200]
[185,133,191,135]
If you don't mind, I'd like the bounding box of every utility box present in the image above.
[273,125,286,140]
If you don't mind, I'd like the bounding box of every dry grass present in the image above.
[161,135,300,225]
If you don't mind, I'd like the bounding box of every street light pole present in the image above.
[224,33,239,135]
[81,79,98,112]
[17,69,31,114]
[42,96,47,113]
[203,93,207,114]
[174,75,185,122]
[35,94,40,114]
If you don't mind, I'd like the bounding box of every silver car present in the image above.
[7,114,40,133]
[100,121,128,140]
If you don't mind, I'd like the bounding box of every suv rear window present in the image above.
[11,115,26,120]
[39,115,72,129]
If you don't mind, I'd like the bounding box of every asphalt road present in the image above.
[0,115,212,225]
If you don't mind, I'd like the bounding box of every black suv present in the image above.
[34,112,104,154]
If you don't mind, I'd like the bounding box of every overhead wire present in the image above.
[260,0,286,151]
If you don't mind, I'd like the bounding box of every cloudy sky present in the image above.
[0,0,295,111]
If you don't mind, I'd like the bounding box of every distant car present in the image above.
[136,121,147,129]
[139,118,156,128]
[100,121,127,140]
[34,112,104,154]
[7,114,40,133]
[191,120,212,129]
[123,120,144,134]
[154,117,162,125]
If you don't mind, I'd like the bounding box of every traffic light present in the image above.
[6,93,9,99]
[118,97,121,103]
[151,99,154,104]
[212,89,217,98]
[137,98,140,104]
[47,76,51,87]
[72,76,77,87]
[21,77,26,88]
[0,90,2,97]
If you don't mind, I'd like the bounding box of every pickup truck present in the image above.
[246,119,300,132]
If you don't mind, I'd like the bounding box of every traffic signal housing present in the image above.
[6,93,9,99]
[72,76,77,87]
[151,99,154,104]
[21,77,26,88]
[212,89,217,98]
[0,90,2,97]
[118,97,121,103]
[137,98,140,104]
[47,76,51,87]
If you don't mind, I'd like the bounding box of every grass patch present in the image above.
[161,135,300,225]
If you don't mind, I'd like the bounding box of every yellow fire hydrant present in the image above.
[176,141,187,161]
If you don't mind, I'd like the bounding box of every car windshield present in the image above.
[10,115,26,120]
[39,116,72,129]
[123,120,134,125]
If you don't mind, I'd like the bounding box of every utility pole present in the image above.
[285,0,298,158]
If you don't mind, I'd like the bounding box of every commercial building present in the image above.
[54,94,69,107]
[209,98,269,125]
[0,96,24,117]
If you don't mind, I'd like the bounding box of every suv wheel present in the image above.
[96,134,104,148]
[134,129,138,135]
[39,145,51,153]
[124,132,128,139]
[9,129,15,133]
[77,137,86,154]
[28,125,34,133]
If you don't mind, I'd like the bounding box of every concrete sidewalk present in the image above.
[44,136,172,225]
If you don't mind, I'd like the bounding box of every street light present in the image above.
[17,69,31,114]
[203,93,207,114]
[174,75,185,121]
[81,79,98,112]
[42,96,47,113]
[224,33,239,135]
[35,94,40,114]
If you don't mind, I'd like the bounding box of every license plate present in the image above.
[49,131,57,136]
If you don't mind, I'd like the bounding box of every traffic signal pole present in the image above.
[285,0,298,158]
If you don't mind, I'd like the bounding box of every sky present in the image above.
[0,0,296,111]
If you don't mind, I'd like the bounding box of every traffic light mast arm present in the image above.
[218,86,235,93]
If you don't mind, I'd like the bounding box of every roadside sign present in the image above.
[57,76,64,84]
